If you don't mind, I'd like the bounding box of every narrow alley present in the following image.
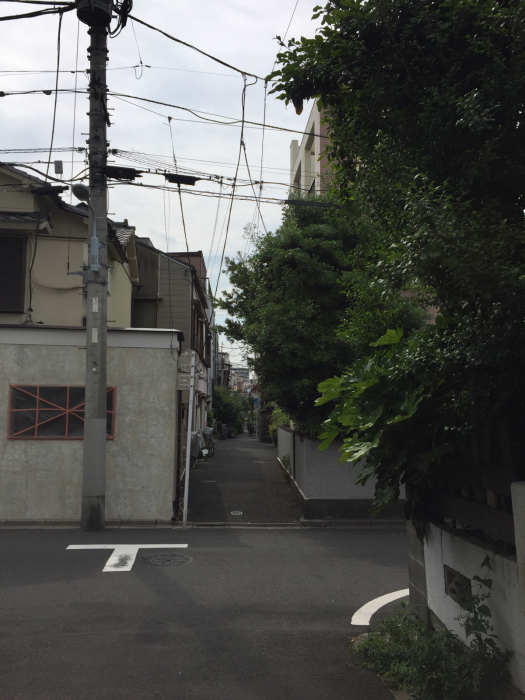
[188,431,300,524]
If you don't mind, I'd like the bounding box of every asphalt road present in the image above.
[187,432,300,523]
[0,527,408,700]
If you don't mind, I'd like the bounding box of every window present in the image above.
[8,385,116,440]
[0,236,26,313]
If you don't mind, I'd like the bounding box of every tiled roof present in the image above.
[0,211,51,223]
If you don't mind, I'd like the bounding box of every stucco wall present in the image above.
[278,428,376,500]
[108,258,132,328]
[0,328,179,522]
[425,522,525,693]
[277,426,294,476]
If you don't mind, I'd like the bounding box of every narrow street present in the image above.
[188,431,300,524]
[0,435,409,700]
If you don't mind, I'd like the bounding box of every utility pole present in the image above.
[76,1,112,530]
[182,352,196,529]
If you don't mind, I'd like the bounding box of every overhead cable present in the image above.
[45,10,63,181]
[128,14,264,81]
[0,3,74,20]
[215,75,253,297]
[0,88,323,137]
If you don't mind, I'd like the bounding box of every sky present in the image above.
[0,0,320,365]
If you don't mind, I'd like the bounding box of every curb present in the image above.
[0,519,407,530]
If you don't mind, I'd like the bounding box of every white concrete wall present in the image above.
[425,522,525,693]
[295,434,376,499]
[0,327,179,522]
[277,427,294,475]
[277,427,377,499]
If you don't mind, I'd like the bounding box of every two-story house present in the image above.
[0,164,184,525]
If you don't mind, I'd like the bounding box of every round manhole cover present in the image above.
[142,553,193,567]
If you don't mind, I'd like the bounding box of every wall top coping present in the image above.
[0,325,183,350]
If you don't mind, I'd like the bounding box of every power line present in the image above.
[0,147,297,177]
[242,139,268,235]
[45,10,63,181]
[128,13,264,81]
[0,1,71,4]
[207,177,223,272]
[0,3,74,21]
[0,64,239,77]
[67,16,81,274]
[130,19,144,80]
[0,88,323,137]
[215,75,254,297]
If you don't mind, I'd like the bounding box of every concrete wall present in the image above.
[289,101,331,194]
[424,520,525,693]
[0,326,179,522]
[277,426,405,519]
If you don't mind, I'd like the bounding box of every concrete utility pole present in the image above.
[182,352,196,529]
[76,0,112,530]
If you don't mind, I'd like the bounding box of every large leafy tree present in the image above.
[220,200,422,435]
[220,203,357,434]
[271,0,525,510]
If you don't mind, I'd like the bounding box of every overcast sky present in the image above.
[0,0,319,364]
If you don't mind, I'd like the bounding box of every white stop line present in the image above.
[351,589,409,626]
[67,544,188,572]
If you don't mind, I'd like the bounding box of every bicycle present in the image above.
[202,427,215,457]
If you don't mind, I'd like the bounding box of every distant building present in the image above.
[131,242,215,433]
[217,351,231,389]
[290,101,331,194]
[231,366,249,380]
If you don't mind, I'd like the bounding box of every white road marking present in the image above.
[67,544,188,572]
[351,589,409,626]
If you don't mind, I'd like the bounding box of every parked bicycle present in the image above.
[201,427,215,457]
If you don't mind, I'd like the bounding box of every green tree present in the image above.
[271,0,525,508]
[212,387,244,434]
[220,196,423,435]
[220,201,356,435]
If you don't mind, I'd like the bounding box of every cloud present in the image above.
[1,0,319,357]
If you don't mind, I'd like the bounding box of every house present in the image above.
[131,240,215,430]
[0,164,186,524]
[130,241,218,513]
[0,164,138,327]
[290,101,331,194]
[217,351,231,389]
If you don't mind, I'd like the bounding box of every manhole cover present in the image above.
[231,511,243,516]
[142,553,193,567]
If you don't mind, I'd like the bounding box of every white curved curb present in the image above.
[351,588,409,626]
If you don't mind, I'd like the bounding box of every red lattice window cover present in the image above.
[8,385,116,440]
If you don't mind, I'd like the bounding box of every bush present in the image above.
[268,405,289,446]
[357,607,510,700]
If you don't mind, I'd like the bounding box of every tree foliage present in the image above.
[220,197,423,436]
[219,202,355,434]
[271,0,525,509]
[212,387,245,433]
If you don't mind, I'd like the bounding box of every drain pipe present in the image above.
[182,352,196,528]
